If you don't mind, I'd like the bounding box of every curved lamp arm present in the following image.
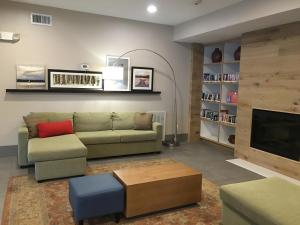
[112,49,178,146]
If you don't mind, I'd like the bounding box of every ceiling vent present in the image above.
[31,13,52,26]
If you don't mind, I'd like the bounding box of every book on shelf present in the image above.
[203,73,240,82]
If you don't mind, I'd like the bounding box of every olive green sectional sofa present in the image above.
[18,112,162,181]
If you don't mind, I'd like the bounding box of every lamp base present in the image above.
[162,139,180,148]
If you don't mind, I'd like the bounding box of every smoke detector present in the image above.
[194,0,202,6]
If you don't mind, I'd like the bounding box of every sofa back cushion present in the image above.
[74,112,112,132]
[134,112,153,130]
[23,114,49,138]
[30,112,74,124]
[112,112,135,130]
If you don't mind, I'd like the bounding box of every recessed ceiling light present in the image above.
[147,5,157,14]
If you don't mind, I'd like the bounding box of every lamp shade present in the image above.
[103,66,124,80]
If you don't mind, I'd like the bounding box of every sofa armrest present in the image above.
[152,122,162,141]
[18,125,30,166]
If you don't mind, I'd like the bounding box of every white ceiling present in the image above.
[11,0,243,25]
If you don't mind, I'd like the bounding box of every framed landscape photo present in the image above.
[16,65,46,89]
[131,67,154,92]
[106,55,130,91]
[48,69,102,90]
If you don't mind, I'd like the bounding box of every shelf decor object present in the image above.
[131,67,154,92]
[234,46,241,61]
[211,48,222,63]
[16,65,46,89]
[102,66,124,91]
[106,55,130,91]
[110,48,179,147]
[201,40,240,148]
[48,69,103,91]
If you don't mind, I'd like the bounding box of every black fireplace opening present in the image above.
[251,109,300,161]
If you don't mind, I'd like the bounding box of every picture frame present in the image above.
[16,65,46,89]
[131,67,154,92]
[106,55,130,91]
[48,69,102,90]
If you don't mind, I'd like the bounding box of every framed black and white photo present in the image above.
[16,65,46,89]
[131,67,154,91]
[48,69,102,90]
[106,55,130,91]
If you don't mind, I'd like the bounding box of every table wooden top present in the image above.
[113,162,202,186]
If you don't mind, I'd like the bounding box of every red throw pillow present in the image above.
[37,120,73,138]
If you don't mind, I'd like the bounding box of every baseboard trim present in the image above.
[0,145,17,157]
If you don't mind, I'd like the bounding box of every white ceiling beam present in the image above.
[173,0,300,43]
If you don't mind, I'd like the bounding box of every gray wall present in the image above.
[0,1,192,146]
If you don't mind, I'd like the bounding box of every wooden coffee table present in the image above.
[113,162,202,218]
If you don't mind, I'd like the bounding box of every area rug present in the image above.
[2,159,221,225]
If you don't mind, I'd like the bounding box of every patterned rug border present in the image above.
[1,158,221,225]
[2,176,13,225]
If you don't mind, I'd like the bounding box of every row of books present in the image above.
[223,73,239,81]
[202,92,220,102]
[202,109,237,124]
[203,73,222,81]
[220,111,236,124]
[203,73,239,82]
[201,109,219,121]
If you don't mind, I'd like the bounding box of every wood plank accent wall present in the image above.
[188,44,203,142]
[235,22,300,180]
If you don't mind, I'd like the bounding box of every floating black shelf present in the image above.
[5,89,161,95]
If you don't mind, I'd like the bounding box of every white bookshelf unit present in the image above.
[200,40,240,148]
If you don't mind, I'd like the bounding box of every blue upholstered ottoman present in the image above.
[69,173,124,225]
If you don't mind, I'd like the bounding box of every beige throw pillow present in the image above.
[23,115,48,138]
[134,113,153,130]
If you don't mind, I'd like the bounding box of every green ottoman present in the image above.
[220,177,300,225]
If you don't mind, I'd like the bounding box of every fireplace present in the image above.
[251,109,300,161]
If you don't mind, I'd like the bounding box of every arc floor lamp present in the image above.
[107,49,179,147]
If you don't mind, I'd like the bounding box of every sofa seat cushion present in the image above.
[115,130,157,142]
[76,131,121,145]
[28,134,87,162]
[220,177,300,225]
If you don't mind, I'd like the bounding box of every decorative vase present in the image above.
[211,48,222,63]
[234,46,241,61]
[231,92,238,104]
[228,135,235,144]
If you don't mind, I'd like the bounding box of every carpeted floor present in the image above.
[2,159,221,225]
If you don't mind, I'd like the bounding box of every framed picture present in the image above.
[16,65,46,89]
[131,67,154,91]
[106,55,130,91]
[48,69,102,90]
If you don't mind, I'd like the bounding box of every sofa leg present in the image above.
[115,213,122,223]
